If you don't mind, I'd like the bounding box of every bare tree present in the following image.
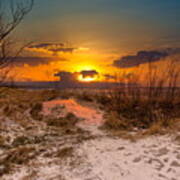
[0,0,34,83]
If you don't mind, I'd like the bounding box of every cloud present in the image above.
[10,56,66,67]
[54,70,99,82]
[27,43,89,55]
[113,48,180,68]
[55,71,78,82]
[80,70,99,78]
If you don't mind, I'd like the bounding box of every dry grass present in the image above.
[0,76,179,138]
[0,88,94,178]
[98,59,180,134]
[30,102,43,120]
[5,146,37,165]
[76,91,94,102]
[0,146,38,176]
[12,135,47,147]
[2,88,60,104]
[56,147,74,159]
[0,135,6,147]
[0,88,60,120]
[99,90,180,134]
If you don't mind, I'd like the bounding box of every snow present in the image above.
[72,135,180,180]
[1,99,180,180]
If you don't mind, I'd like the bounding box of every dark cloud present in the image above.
[54,70,99,82]
[104,74,116,80]
[28,43,77,55]
[29,43,64,49]
[113,48,180,68]
[11,57,52,66]
[80,70,99,78]
[10,56,66,67]
[55,71,77,82]
[49,47,75,53]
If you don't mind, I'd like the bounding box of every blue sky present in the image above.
[15,0,179,54]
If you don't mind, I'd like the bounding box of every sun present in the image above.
[78,74,97,82]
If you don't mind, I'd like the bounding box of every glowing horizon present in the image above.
[3,0,179,83]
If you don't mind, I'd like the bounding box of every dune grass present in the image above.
[96,59,180,134]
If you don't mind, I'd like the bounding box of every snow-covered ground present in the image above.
[1,99,180,180]
[72,134,180,180]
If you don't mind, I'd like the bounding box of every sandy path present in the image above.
[41,99,180,180]
[42,99,104,126]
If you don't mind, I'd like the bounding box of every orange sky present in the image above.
[3,0,179,83]
[10,47,121,82]
[8,48,179,85]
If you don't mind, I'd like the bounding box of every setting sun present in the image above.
[78,74,97,82]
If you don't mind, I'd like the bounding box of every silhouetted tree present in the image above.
[0,0,34,83]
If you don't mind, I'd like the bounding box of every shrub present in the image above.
[101,88,180,131]
[30,102,43,120]
[77,91,94,102]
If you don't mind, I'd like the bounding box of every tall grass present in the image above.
[100,58,180,131]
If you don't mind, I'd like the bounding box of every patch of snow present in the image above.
[68,135,180,180]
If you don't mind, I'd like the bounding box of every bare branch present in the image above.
[0,0,34,84]
[0,0,34,41]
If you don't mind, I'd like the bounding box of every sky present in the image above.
[19,0,180,50]
[6,0,180,82]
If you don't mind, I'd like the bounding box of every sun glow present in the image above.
[78,74,97,82]
[74,64,99,72]
[9,47,118,82]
